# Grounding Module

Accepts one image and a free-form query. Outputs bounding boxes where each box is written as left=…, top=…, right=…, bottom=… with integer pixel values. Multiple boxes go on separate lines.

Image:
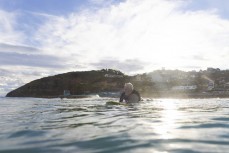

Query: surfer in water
left=119, top=82, right=141, bottom=103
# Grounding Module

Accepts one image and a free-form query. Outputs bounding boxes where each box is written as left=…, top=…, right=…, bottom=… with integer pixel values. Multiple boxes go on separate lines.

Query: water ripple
left=1, top=98, right=229, bottom=153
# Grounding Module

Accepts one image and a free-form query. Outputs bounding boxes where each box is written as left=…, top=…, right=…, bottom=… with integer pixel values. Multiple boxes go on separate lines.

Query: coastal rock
left=6, top=69, right=128, bottom=98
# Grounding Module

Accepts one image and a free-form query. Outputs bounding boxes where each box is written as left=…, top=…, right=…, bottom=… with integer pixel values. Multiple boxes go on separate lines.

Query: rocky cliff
left=6, top=69, right=129, bottom=98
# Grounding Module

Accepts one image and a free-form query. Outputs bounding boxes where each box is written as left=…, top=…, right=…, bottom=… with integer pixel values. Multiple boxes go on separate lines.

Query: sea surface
left=0, top=97, right=229, bottom=153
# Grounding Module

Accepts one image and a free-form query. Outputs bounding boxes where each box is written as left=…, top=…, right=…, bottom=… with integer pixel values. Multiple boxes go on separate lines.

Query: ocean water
left=0, top=97, right=229, bottom=153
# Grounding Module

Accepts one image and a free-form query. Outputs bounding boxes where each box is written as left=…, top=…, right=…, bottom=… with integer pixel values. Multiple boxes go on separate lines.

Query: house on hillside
left=104, top=74, right=123, bottom=78
left=208, top=81, right=214, bottom=91
left=224, top=82, right=229, bottom=90
left=172, top=85, right=197, bottom=91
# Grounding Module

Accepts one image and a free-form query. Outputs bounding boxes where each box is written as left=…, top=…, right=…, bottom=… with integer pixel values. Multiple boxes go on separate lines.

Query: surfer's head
left=124, top=83, right=133, bottom=95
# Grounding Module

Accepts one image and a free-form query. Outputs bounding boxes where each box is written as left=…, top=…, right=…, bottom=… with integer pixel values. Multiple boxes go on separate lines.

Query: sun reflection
left=155, top=99, right=181, bottom=139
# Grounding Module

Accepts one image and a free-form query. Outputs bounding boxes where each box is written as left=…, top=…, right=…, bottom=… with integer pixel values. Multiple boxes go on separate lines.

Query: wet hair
left=124, top=82, right=134, bottom=91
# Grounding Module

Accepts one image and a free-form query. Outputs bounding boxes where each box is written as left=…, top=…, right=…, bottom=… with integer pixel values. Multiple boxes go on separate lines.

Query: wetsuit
left=119, top=90, right=141, bottom=102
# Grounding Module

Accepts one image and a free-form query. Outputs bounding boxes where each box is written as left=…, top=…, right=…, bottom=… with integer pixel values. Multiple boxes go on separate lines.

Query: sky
left=1, top=0, right=229, bottom=96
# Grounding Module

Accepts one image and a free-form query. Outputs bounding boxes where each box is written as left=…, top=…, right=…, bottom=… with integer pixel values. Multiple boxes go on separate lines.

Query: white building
left=172, top=85, right=197, bottom=91
left=104, top=74, right=123, bottom=78
left=208, top=81, right=214, bottom=91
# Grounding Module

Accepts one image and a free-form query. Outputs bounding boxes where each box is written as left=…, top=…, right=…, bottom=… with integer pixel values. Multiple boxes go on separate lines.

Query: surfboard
left=105, top=101, right=126, bottom=105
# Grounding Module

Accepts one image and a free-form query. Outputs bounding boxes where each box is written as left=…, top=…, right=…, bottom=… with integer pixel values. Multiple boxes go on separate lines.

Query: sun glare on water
left=154, top=99, right=182, bottom=139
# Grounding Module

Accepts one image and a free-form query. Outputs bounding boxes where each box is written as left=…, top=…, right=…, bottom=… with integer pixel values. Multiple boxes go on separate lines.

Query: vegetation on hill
left=6, top=68, right=229, bottom=98
left=6, top=69, right=129, bottom=98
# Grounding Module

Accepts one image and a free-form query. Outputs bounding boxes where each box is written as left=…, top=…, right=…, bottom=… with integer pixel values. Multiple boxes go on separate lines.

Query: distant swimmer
left=119, top=82, right=141, bottom=103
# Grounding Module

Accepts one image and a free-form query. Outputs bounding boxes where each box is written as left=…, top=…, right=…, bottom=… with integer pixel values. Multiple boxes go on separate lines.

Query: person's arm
left=119, top=92, right=125, bottom=102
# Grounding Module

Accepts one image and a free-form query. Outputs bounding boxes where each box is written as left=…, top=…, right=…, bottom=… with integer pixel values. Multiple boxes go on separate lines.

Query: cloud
left=89, top=0, right=112, bottom=5
left=0, top=67, right=63, bottom=96
left=33, top=0, right=229, bottom=72
left=0, top=10, right=25, bottom=44
left=2, top=0, right=229, bottom=95
left=91, top=58, right=147, bottom=73
left=0, top=68, right=24, bottom=96
left=0, top=69, right=12, bottom=79
left=0, top=52, right=66, bottom=68
left=88, top=0, right=123, bottom=7
left=186, top=0, right=229, bottom=19
left=0, top=43, right=40, bottom=54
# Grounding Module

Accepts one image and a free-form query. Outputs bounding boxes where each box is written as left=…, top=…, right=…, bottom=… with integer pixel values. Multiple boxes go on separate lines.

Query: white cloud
left=89, top=0, right=110, bottom=5
left=88, top=0, right=121, bottom=7
left=2, top=0, right=229, bottom=95
left=0, top=66, right=63, bottom=96
left=34, top=0, right=229, bottom=72
left=0, top=43, right=40, bottom=54
left=187, top=0, right=229, bottom=19
left=0, top=10, right=25, bottom=44
left=0, top=10, right=68, bottom=96
left=91, top=58, right=148, bottom=74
